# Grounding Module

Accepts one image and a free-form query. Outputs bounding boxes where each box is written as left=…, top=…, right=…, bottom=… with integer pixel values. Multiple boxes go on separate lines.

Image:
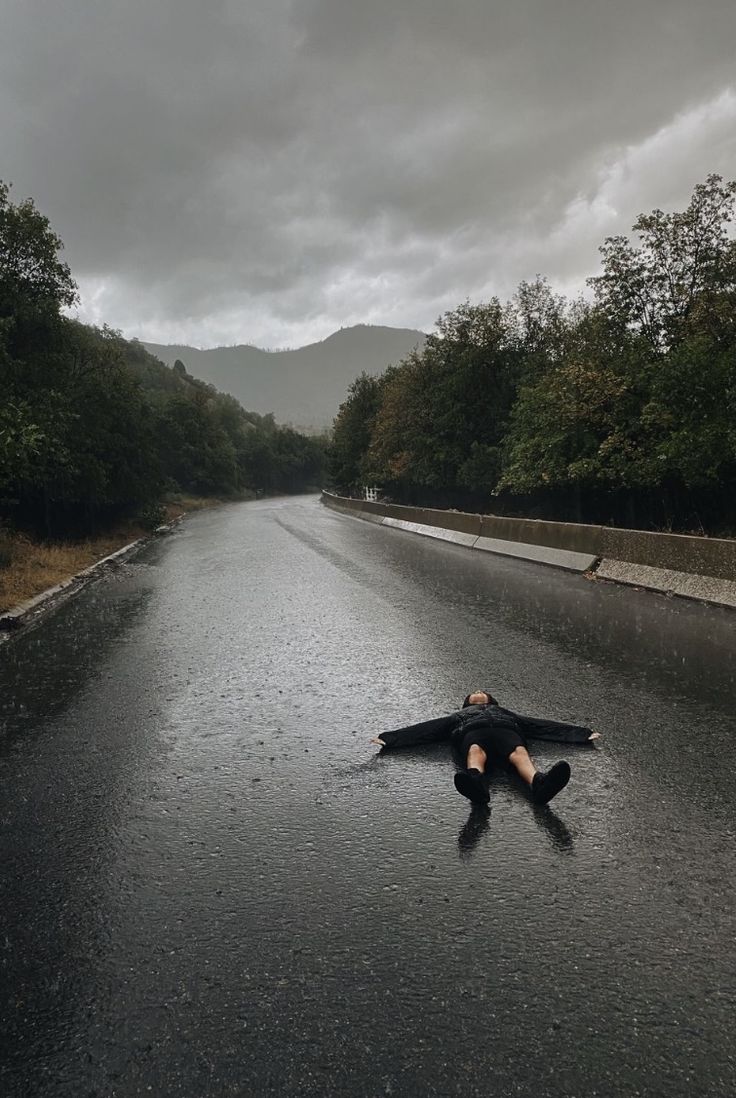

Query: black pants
left=460, top=722, right=526, bottom=764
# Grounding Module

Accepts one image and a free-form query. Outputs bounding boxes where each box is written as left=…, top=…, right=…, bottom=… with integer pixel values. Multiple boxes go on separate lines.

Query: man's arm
left=372, top=714, right=459, bottom=750
left=513, top=712, right=600, bottom=744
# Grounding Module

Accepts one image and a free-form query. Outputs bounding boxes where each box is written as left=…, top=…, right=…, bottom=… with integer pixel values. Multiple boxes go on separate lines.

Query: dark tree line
left=329, top=175, right=736, bottom=533
left=0, top=181, right=326, bottom=539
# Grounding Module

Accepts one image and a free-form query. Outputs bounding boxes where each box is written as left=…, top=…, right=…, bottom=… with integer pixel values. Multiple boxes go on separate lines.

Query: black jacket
left=380, top=703, right=593, bottom=752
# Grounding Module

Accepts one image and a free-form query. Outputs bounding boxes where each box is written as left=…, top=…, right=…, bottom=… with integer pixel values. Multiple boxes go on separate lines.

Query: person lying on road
left=371, top=690, right=601, bottom=806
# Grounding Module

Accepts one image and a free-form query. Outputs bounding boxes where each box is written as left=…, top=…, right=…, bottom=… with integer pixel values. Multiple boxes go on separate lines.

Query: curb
left=0, top=520, right=180, bottom=636
left=595, top=558, right=736, bottom=610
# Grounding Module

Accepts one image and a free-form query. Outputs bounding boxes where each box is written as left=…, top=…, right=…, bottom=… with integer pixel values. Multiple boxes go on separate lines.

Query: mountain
left=141, top=324, right=427, bottom=431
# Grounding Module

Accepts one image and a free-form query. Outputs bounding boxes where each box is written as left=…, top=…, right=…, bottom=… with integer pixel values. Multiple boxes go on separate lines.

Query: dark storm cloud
left=2, top=0, right=736, bottom=346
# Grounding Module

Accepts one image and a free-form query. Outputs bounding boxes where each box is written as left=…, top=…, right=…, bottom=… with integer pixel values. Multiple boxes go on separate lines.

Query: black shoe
left=454, top=768, right=490, bottom=805
left=532, top=761, right=571, bottom=805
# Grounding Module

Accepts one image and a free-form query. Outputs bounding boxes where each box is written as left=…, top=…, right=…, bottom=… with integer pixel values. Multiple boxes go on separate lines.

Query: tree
left=0, top=181, right=77, bottom=328
left=156, top=393, right=237, bottom=496
left=639, top=335, right=736, bottom=489
left=365, top=356, right=428, bottom=487
left=509, top=275, right=574, bottom=383
left=1, top=322, right=164, bottom=535
left=272, top=427, right=326, bottom=492
left=0, top=398, right=59, bottom=499
left=590, top=174, right=736, bottom=352
left=328, top=372, right=383, bottom=491
left=368, top=301, right=521, bottom=498
left=238, top=427, right=277, bottom=492
left=0, top=184, right=329, bottom=535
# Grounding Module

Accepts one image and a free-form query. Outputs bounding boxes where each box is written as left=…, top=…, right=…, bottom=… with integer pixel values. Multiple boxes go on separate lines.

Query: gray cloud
left=2, top=0, right=736, bottom=347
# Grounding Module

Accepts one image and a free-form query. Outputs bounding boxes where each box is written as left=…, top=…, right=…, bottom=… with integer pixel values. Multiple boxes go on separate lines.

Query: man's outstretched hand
left=588, top=731, right=602, bottom=741
left=370, top=738, right=386, bottom=747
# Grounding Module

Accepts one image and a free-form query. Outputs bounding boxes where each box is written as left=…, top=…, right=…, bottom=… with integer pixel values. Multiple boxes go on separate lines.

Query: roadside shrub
left=0, top=534, right=14, bottom=569
left=136, top=502, right=167, bottom=532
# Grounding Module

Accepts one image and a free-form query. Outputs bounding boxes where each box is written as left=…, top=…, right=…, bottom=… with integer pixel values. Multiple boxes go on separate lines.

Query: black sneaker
left=454, top=768, right=490, bottom=805
left=531, top=761, right=571, bottom=805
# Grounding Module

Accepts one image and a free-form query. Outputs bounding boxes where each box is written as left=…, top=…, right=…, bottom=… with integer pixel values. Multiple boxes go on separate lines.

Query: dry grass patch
left=0, top=497, right=220, bottom=614
left=0, top=528, right=148, bottom=613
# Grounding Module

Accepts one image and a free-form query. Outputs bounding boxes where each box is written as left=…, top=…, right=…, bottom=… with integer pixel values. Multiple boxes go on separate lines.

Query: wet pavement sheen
left=1, top=496, right=735, bottom=1097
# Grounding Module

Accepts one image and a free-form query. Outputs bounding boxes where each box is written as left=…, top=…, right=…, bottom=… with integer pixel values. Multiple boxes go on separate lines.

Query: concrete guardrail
left=321, top=491, right=736, bottom=609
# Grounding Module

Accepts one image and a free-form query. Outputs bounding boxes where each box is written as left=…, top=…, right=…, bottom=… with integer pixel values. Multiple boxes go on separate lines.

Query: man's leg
left=508, top=745, right=570, bottom=805
left=453, top=744, right=490, bottom=804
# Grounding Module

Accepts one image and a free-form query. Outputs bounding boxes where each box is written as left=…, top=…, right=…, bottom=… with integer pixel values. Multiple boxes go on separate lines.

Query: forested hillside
left=143, top=324, right=427, bottom=432
left=0, top=182, right=326, bottom=541
left=329, top=175, right=736, bottom=535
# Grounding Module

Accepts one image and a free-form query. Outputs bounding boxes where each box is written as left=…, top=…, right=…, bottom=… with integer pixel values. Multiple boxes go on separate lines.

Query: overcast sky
left=2, top=1, right=736, bottom=349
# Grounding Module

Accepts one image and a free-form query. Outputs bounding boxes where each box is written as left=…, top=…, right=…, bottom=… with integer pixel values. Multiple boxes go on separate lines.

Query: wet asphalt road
left=1, top=496, right=735, bottom=1098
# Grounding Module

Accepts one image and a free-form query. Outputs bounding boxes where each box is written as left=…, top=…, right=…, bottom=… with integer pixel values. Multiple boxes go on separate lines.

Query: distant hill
left=141, top=324, right=427, bottom=431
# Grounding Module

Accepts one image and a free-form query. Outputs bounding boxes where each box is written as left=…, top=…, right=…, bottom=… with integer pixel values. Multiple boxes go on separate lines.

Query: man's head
left=462, top=690, right=498, bottom=708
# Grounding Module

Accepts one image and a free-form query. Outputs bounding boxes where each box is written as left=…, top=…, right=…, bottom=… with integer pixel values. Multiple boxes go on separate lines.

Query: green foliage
left=157, top=393, right=237, bottom=496
left=590, top=174, right=736, bottom=352
left=364, top=355, right=429, bottom=486
left=1, top=320, right=163, bottom=534
left=6, top=173, right=735, bottom=538
left=137, top=502, right=167, bottom=532
left=272, top=427, right=326, bottom=492
left=0, top=184, right=328, bottom=538
left=0, top=399, right=48, bottom=491
left=640, top=336, right=736, bottom=487
left=0, top=180, right=77, bottom=325
left=0, top=531, right=14, bottom=568
left=499, top=310, right=652, bottom=493
left=329, top=175, right=736, bottom=532
left=328, top=372, right=383, bottom=491
left=510, top=276, right=573, bottom=380
left=365, top=301, right=521, bottom=493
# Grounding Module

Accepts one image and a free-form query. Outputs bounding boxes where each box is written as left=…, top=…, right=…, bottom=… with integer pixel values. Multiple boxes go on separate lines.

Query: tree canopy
left=0, top=182, right=327, bottom=539
left=329, top=175, right=736, bottom=532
